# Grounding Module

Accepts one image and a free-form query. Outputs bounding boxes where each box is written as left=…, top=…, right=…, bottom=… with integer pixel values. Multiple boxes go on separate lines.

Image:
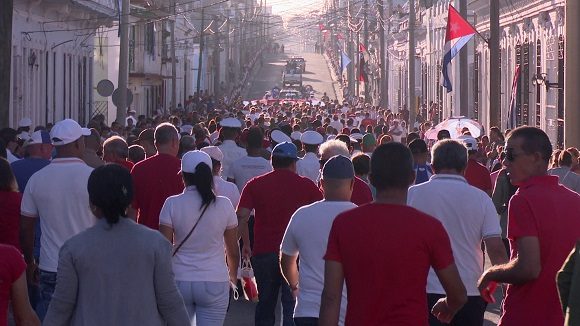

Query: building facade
left=9, top=0, right=116, bottom=128
left=386, top=0, right=566, bottom=148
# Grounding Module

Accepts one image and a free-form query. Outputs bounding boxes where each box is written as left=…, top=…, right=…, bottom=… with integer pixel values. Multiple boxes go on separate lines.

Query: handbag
left=172, top=204, right=210, bottom=257
left=241, top=258, right=259, bottom=302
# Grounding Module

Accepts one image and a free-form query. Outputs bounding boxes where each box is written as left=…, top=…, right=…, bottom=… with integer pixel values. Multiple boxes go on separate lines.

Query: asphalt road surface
left=223, top=51, right=502, bottom=326
left=243, top=51, right=338, bottom=101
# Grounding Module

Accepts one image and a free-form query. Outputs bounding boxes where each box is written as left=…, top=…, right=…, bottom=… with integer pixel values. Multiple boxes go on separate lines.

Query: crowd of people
left=1, top=96, right=580, bottom=326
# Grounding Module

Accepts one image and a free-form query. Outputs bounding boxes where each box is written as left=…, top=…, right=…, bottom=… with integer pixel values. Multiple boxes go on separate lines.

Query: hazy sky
left=270, top=0, right=325, bottom=17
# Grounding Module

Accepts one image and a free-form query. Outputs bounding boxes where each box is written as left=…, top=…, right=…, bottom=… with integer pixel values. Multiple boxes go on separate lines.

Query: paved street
left=223, top=52, right=503, bottom=326
left=243, top=51, right=338, bottom=101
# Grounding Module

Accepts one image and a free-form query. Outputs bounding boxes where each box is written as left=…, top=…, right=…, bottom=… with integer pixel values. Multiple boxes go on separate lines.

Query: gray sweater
left=44, top=218, right=189, bottom=326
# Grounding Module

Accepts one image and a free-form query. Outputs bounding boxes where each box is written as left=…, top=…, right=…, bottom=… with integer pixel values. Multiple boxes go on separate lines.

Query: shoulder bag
left=172, top=204, right=210, bottom=257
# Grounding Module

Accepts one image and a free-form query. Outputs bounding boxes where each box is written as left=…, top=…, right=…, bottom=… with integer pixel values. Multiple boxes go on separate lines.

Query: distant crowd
left=1, top=95, right=580, bottom=326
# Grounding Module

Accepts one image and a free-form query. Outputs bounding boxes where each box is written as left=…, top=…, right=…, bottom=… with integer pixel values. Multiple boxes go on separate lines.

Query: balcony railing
left=72, top=0, right=116, bottom=17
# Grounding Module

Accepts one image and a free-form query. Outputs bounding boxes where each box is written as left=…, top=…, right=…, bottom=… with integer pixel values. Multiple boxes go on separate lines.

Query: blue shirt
left=414, top=164, right=433, bottom=185
left=11, top=158, right=51, bottom=192
left=11, top=157, right=51, bottom=258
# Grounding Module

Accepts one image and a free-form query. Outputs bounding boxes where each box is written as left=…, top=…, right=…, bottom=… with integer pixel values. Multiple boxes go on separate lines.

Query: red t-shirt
left=0, top=191, right=22, bottom=250
left=360, top=118, right=376, bottom=129
left=325, top=203, right=454, bottom=326
left=464, top=158, right=492, bottom=193
left=500, top=175, right=580, bottom=326
left=118, top=160, right=134, bottom=171
left=351, top=177, right=373, bottom=206
left=0, top=244, right=26, bottom=324
left=239, top=169, right=322, bottom=255
left=131, top=153, right=183, bottom=230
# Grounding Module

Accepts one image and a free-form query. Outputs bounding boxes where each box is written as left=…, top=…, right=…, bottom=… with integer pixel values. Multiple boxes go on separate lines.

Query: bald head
left=103, top=136, right=128, bottom=164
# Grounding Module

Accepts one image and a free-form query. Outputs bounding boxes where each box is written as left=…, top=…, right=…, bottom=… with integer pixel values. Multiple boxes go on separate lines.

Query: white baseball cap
left=180, top=150, right=212, bottom=174
left=200, top=146, right=224, bottom=162
left=457, top=135, right=479, bottom=151
left=50, top=119, right=91, bottom=146
left=18, top=118, right=32, bottom=128
left=26, top=130, right=52, bottom=146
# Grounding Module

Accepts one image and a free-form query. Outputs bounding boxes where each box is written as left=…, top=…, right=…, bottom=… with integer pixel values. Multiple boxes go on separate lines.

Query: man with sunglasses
left=478, top=127, right=580, bottom=326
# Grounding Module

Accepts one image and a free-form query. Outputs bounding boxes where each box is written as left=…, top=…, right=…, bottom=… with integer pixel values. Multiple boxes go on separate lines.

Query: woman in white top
left=159, top=151, right=239, bottom=326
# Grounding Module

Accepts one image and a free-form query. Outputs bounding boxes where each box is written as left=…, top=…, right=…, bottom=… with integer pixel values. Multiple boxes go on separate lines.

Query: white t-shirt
left=407, top=174, right=502, bottom=296
left=21, top=158, right=95, bottom=272
left=218, top=140, right=248, bottom=181
left=6, top=149, right=20, bottom=163
left=281, top=200, right=356, bottom=323
left=159, top=188, right=237, bottom=282
left=214, top=176, right=241, bottom=208
left=296, top=152, right=320, bottom=184
left=230, top=155, right=272, bottom=192
left=329, top=120, right=343, bottom=133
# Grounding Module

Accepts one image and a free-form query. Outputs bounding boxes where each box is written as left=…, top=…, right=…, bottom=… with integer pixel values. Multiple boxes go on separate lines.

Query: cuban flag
left=507, top=65, right=521, bottom=129
left=340, top=51, right=351, bottom=72
left=442, top=4, right=477, bottom=93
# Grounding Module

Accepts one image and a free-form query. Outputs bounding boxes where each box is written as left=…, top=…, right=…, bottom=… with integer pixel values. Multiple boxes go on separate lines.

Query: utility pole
left=384, top=0, right=393, bottom=109
left=213, top=16, right=221, bottom=98
left=408, top=0, right=416, bottom=126
left=225, top=8, right=231, bottom=94
left=0, top=0, right=13, bottom=127
left=116, top=0, right=130, bottom=124
left=197, top=8, right=205, bottom=95
left=356, top=31, right=360, bottom=97
left=363, top=0, right=369, bottom=100
left=489, top=0, right=500, bottom=127
left=347, top=0, right=354, bottom=98
left=459, top=0, right=468, bottom=116
left=378, top=0, right=386, bottom=108
left=170, top=0, right=177, bottom=111
left=565, top=1, right=580, bottom=147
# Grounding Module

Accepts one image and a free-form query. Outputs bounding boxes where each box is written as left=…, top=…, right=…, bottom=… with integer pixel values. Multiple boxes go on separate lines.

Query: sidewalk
left=322, top=52, right=343, bottom=103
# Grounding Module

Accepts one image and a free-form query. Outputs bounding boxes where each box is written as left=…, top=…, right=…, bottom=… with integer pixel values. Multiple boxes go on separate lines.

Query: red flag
left=358, top=53, right=368, bottom=83
left=359, top=43, right=367, bottom=53
left=445, top=5, right=477, bottom=43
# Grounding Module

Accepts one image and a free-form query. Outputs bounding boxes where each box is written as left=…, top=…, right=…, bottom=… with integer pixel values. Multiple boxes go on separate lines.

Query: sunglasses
left=503, top=148, right=525, bottom=162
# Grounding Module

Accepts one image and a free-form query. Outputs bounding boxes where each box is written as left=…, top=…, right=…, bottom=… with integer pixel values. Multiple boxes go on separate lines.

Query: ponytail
left=183, top=162, right=216, bottom=210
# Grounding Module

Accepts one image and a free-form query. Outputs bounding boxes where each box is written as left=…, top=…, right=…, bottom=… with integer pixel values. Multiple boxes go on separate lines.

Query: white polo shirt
left=218, top=140, right=247, bottom=181
left=407, top=174, right=501, bottom=296
left=281, top=200, right=356, bottom=323
left=159, top=188, right=237, bottom=282
left=21, top=158, right=95, bottom=272
left=213, top=176, right=240, bottom=208
left=296, top=152, right=320, bottom=183
left=230, top=155, right=272, bottom=192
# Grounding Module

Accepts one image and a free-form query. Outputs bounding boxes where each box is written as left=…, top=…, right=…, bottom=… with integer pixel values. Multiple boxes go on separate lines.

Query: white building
left=386, top=0, right=566, bottom=147
left=10, top=0, right=116, bottom=128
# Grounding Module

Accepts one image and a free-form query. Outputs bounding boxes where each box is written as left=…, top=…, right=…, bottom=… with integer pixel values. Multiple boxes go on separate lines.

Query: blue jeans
left=252, top=253, right=295, bottom=326
left=176, top=281, right=230, bottom=326
left=294, top=317, right=318, bottom=326
left=36, top=270, right=57, bottom=322
left=427, top=294, right=487, bottom=326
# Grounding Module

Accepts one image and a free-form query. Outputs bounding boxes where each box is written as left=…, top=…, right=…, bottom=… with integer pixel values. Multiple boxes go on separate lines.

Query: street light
left=532, top=73, right=561, bottom=90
